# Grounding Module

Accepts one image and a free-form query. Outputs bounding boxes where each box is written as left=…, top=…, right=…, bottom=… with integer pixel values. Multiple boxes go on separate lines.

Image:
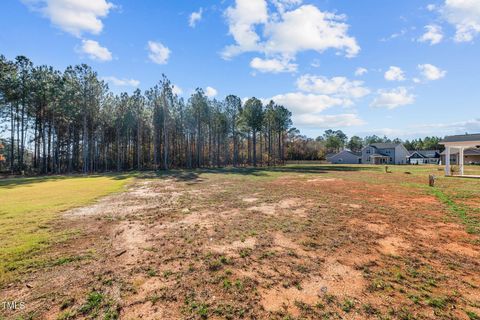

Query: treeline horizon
left=0, top=55, right=447, bottom=174
left=0, top=55, right=295, bottom=174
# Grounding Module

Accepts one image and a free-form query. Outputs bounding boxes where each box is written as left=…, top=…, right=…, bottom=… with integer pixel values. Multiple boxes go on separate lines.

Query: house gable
left=408, top=151, right=426, bottom=159
left=330, top=150, right=361, bottom=164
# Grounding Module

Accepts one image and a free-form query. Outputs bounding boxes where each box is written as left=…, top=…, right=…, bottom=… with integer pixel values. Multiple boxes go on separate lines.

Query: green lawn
left=0, top=174, right=134, bottom=285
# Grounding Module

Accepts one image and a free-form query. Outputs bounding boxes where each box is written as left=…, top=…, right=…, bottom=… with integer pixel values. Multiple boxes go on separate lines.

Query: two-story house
left=362, top=143, right=409, bottom=165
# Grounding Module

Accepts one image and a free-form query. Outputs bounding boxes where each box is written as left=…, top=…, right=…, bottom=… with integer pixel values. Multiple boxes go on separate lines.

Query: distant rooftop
left=440, top=133, right=480, bottom=143
left=408, top=150, right=440, bottom=158
left=369, top=143, right=402, bottom=149
left=328, top=150, right=361, bottom=158
left=342, top=150, right=361, bottom=157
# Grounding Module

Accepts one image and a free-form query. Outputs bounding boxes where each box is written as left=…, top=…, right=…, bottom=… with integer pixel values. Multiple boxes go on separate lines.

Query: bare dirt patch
left=343, top=203, right=363, bottom=209
left=248, top=203, right=276, bottom=215
left=444, top=242, right=480, bottom=258
left=349, top=218, right=389, bottom=235
left=2, top=168, right=480, bottom=320
left=209, top=237, right=257, bottom=254
left=307, top=178, right=339, bottom=183
left=377, top=236, right=411, bottom=255
left=278, top=198, right=301, bottom=209
left=260, top=257, right=366, bottom=315
left=242, top=197, right=259, bottom=203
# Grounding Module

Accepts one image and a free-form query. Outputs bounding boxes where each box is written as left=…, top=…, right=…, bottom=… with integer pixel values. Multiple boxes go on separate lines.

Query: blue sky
left=1, top=0, right=479, bottom=139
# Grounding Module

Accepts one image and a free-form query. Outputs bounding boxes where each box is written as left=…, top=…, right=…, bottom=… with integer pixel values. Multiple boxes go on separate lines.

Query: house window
left=366, top=149, right=370, bottom=154
left=390, top=157, right=393, bottom=162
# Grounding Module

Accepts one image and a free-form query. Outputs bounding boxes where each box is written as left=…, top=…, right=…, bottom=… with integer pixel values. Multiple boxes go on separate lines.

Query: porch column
left=459, top=147, right=464, bottom=176
left=445, top=146, right=451, bottom=176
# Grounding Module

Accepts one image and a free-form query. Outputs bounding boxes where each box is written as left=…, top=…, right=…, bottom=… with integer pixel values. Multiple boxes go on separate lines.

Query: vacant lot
left=1, top=165, right=479, bottom=320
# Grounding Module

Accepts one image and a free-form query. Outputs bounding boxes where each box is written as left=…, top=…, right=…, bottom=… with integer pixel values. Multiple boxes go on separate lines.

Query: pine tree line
left=0, top=55, right=293, bottom=174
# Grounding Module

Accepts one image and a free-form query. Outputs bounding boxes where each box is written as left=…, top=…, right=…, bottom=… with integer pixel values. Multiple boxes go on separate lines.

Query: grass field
left=0, top=174, right=134, bottom=285
left=0, top=165, right=479, bottom=320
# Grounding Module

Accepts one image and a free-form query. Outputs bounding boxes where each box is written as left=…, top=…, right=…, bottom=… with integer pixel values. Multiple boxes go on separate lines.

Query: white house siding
left=362, top=143, right=409, bottom=165
left=394, top=145, right=409, bottom=165
left=361, top=146, right=376, bottom=164
left=410, top=158, right=439, bottom=165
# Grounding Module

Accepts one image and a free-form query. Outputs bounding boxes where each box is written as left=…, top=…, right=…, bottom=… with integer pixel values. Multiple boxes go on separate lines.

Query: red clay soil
left=1, top=171, right=479, bottom=320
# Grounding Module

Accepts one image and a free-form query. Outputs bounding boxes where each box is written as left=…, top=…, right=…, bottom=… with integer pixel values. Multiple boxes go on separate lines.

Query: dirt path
left=1, top=172, right=479, bottom=320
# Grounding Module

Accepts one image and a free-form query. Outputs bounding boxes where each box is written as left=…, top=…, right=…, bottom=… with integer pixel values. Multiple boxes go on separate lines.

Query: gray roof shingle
left=440, top=133, right=480, bottom=143
left=369, top=143, right=402, bottom=149
left=408, top=150, right=440, bottom=158
left=330, top=150, right=361, bottom=158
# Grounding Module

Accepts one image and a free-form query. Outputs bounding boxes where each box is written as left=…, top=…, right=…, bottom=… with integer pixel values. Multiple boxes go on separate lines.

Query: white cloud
left=418, top=24, right=444, bottom=45
left=380, top=28, right=408, bottom=42
left=223, top=0, right=268, bottom=59
left=310, top=59, right=321, bottom=68
left=293, top=113, right=365, bottom=128
left=263, top=5, right=360, bottom=58
left=412, top=118, right=480, bottom=133
left=22, top=0, right=114, bottom=37
left=80, top=39, right=112, bottom=61
left=172, top=85, right=183, bottom=96
left=268, top=92, right=347, bottom=115
left=266, top=73, right=368, bottom=129
left=384, top=66, right=406, bottom=81
left=271, top=0, right=303, bottom=13
left=296, top=74, right=370, bottom=99
left=371, top=87, right=415, bottom=109
left=418, top=63, right=446, bottom=81
left=379, top=118, right=480, bottom=137
left=103, top=76, right=139, bottom=87
left=360, top=118, right=480, bottom=138
left=147, top=41, right=171, bottom=64
left=189, top=8, right=203, bottom=28
left=250, top=57, right=297, bottom=73
left=205, top=86, right=218, bottom=98
left=355, top=67, right=368, bottom=76
left=222, top=1, right=359, bottom=69
left=442, top=0, right=480, bottom=42
left=427, top=4, right=437, bottom=11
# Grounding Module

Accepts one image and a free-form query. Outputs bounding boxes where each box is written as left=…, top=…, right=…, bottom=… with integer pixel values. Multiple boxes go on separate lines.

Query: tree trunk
left=232, top=124, right=237, bottom=167
left=137, top=122, right=141, bottom=170
left=10, top=103, right=14, bottom=173
left=253, top=130, right=257, bottom=167
left=278, top=131, right=282, bottom=163
left=162, top=95, right=168, bottom=170
left=20, top=103, right=25, bottom=170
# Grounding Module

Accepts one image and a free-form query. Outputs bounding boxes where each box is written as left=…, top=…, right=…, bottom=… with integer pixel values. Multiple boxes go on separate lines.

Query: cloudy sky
left=1, top=0, right=479, bottom=139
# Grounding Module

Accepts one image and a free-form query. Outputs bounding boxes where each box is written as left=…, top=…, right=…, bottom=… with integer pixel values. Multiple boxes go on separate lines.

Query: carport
left=440, top=133, right=480, bottom=177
